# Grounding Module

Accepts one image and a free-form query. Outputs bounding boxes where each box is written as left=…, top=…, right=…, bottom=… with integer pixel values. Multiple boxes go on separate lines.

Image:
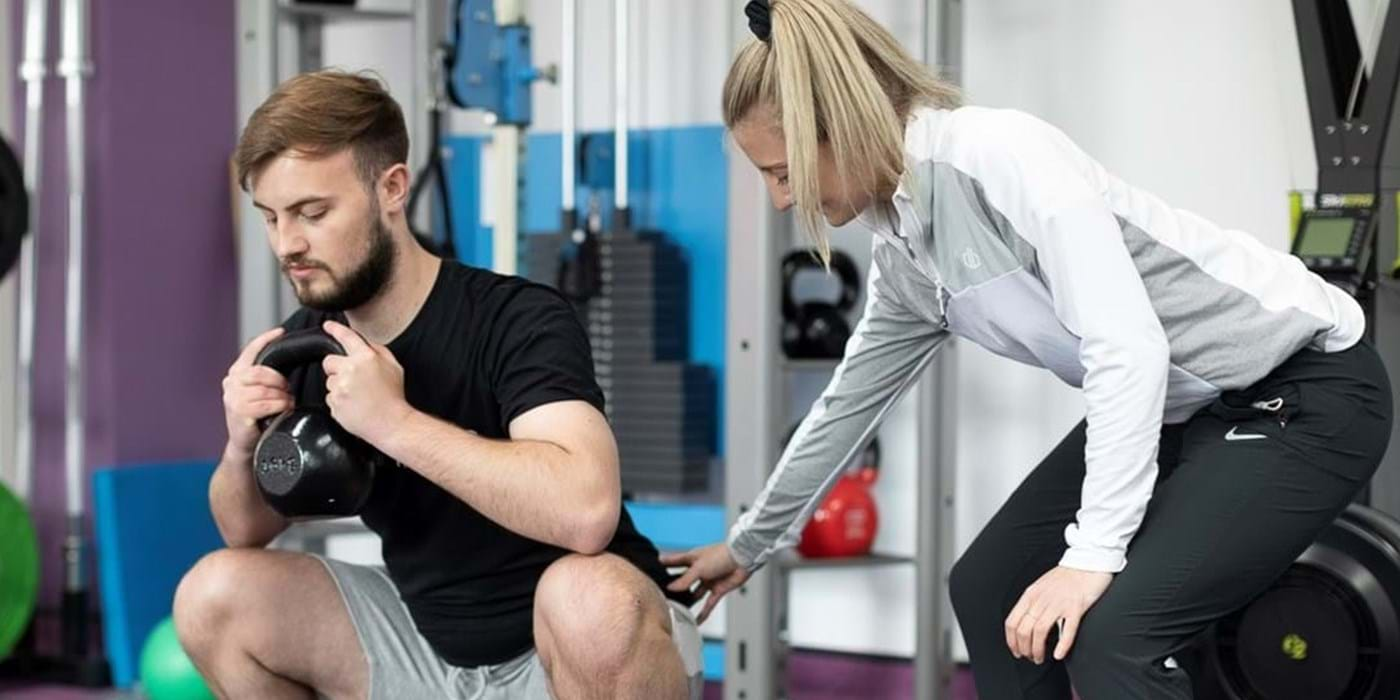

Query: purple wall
left=11, top=0, right=237, bottom=643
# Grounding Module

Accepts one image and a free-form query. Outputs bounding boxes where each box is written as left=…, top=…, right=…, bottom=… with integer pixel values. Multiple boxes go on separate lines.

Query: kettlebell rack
left=720, top=5, right=962, bottom=698
left=723, top=215, right=956, bottom=700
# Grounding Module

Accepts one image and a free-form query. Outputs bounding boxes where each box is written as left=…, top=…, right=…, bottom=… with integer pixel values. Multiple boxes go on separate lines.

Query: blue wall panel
left=447, top=126, right=729, bottom=452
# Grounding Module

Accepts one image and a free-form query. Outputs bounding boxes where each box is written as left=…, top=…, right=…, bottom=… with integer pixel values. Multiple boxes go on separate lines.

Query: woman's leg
left=1066, top=342, right=1392, bottom=699
left=952, top=420, right=1182, bottom=699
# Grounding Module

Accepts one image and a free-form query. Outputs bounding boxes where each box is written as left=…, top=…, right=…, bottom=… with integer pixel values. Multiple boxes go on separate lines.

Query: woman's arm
left=727, top=248, right=948, bottom=570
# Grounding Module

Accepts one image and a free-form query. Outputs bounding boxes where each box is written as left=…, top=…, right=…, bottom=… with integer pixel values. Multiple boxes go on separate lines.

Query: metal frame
left=917, top=4, right=961, bottom=697
left=8, top=0, right=47, bottom=502
left=1293, top=0, right=1400, bottom=519
left=488, top=0, right=526, bottom=275
left=1294, top=0, right=1400, bottom=194
left=722, top=90, right=786, bottom=700
left=0, top=0, right=15, bottom=499
left=722, top=2, right=960, bottom=697
left=612, top=0, right=630, bottom=231
left=58, top=0, right=94, bottom=638
left=234, top=0, right=439, bottom=344
left=560, top=0, right=576, bottom=232
left=722, top=12, right=785, bottom=698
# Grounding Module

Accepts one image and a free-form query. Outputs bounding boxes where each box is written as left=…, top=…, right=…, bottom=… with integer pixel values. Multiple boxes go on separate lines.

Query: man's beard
left=287, top=214, right=396, bottom=313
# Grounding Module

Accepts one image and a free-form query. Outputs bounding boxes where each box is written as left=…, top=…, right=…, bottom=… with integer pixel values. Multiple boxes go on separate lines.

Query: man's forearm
left=210, top=445, right=289, bottom=548
left=379, top=410, right=619, bottom=553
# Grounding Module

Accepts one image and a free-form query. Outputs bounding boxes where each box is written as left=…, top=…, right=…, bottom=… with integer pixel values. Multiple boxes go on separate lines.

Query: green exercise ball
left=139, top=617, right=214, bottom=700
left=0, top=482, right=38, bottom=659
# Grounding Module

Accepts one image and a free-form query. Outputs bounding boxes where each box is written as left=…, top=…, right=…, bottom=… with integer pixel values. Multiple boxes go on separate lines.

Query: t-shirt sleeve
left=491, top=287, right=606, bottom=433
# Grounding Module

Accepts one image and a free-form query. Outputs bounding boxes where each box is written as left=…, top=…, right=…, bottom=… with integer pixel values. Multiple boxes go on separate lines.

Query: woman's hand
left=660, top=543, right=752, bottom=624
left=1005, top=565, right=1114, bottom=663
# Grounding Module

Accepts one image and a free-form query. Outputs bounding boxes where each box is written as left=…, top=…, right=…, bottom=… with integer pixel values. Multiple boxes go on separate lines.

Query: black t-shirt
left=280, top=261, right=678, bottom=668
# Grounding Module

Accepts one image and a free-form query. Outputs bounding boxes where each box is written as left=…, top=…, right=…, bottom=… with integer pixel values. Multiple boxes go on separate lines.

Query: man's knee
left=534, top=554, right=664, bottom=674
left=174, top=549, right=251, bottom=654
left=173, top=548, right=304, bottom=658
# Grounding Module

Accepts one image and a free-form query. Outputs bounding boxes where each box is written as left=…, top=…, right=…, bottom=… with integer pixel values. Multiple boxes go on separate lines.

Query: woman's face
left=731, top=111, right=879, bottom=227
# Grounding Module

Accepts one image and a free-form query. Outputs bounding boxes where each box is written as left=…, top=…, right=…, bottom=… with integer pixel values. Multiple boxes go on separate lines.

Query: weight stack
left=525, top=231, right=715, bottom=496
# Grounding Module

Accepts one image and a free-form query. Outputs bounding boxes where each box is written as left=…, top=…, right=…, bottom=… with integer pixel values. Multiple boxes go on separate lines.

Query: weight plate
left=0, top=482, right=39, bottom=659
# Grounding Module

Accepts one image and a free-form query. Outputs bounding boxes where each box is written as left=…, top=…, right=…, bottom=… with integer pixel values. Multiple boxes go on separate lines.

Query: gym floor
left=1, top=659, right=983, bottom=699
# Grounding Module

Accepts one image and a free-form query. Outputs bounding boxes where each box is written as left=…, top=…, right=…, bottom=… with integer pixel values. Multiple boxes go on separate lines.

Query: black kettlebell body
left=781, top=249, right=861, bottom=359
left=252, top=328, right=389, bottom=518
left=0, top=136, right=29, bottom=281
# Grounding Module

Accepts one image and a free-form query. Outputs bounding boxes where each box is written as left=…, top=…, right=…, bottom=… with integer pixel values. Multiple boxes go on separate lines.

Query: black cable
left=408, top=41, right=457, bottom=260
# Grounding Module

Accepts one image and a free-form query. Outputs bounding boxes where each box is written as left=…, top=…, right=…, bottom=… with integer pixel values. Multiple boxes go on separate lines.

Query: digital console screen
left=1297, top=216, right=1355, bottom=257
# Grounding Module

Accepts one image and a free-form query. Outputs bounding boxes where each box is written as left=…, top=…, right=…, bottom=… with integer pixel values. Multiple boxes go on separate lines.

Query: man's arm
left=378, top=399, right=621, bottom=553
left=210, top=445, right=290, bottom=548
left=319, top=312, right=621, bottom=554
left=212, top=326, right=293, bottom=548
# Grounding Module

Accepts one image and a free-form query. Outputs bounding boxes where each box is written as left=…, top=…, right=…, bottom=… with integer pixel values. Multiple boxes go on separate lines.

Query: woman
left=662, top=1, right=1393, bottom=698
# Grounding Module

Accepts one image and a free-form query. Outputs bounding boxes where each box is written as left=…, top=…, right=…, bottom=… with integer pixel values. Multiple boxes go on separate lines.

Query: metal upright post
left=235, top=1, right=282, bottom=346
left=722, top=170, right=787, bottom=700
left=58, top=0, right=95, bottom=660
left=915, top=342, right=957, bottom=699
left=12, top=0, right=48, bottom=502
left=490, top=0, right=526, bottom=274
left=410, top=0, right=437, bottom=201
left=916, top=5, right=962, bottom=698
left=723, top=6, right=787, bottom=695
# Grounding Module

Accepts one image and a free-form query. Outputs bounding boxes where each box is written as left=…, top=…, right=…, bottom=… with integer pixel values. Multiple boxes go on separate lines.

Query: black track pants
left=949, top=341, right=1393, bottom=699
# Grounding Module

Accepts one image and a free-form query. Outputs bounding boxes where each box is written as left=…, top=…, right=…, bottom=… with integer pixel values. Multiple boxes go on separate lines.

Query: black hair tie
left=745, top=0, right=772, bottom=42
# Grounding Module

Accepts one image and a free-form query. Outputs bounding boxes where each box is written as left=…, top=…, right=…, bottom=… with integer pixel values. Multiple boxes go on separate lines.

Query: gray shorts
left=315, top=556, right=705, bottom=700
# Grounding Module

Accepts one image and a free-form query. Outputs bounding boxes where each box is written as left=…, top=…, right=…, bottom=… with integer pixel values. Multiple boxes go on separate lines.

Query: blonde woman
left=663, top=1, right=1392, bottom=697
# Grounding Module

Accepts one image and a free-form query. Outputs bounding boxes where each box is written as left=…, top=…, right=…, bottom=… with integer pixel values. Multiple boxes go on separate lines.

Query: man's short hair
left=234, top=70, right=409, bottom=192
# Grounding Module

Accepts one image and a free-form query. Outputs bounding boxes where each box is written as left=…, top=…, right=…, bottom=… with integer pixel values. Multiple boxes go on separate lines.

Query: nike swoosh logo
left=1225, top=426, right=1268, bottom=442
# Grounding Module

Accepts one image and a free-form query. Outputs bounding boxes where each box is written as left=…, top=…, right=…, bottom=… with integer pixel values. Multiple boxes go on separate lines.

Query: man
left=173, top=70, right=702, bottom=700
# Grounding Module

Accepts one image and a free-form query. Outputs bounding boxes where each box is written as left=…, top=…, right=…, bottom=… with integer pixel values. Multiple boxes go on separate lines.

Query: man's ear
left=379, top=163, right=411, bottom=215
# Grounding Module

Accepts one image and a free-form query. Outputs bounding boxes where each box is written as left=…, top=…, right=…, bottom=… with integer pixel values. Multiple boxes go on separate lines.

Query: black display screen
left=1297, top=216, right=1355, bottom=257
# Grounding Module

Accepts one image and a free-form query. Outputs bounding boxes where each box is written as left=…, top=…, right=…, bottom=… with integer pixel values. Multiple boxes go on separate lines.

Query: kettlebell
left=252, top=328, right=389, bottom=518
left=0, top=136, right=29, bottom=282
left=781, top=249, right=861, bottom=359
left=780, top=424, right=881, bottom=559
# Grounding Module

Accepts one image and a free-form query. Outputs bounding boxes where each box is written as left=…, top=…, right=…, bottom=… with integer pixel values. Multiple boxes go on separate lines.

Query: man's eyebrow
left=251, top=195, right=332, bottom=214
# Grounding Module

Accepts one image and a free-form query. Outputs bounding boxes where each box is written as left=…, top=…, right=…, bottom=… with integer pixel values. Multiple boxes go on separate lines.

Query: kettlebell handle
left=252, top=328, right=347, bottom=432
left=254, top=328, right=346, bottom=376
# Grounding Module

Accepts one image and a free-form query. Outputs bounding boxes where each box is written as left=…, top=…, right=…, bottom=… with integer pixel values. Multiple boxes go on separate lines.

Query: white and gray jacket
left=727, top=105, right=1364, bottom=574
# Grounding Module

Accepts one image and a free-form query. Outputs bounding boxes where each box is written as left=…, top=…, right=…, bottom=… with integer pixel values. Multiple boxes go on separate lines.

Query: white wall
left=321, top=23, right=416, bottom=112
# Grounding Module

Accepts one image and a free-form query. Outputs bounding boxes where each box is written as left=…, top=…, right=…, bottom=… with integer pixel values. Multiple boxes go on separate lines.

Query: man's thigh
left=314, top=556, right=459, bottom=700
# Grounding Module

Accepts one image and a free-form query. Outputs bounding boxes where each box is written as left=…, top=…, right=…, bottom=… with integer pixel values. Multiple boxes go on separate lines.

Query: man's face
left=251, top=148, right=395, bottom=312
